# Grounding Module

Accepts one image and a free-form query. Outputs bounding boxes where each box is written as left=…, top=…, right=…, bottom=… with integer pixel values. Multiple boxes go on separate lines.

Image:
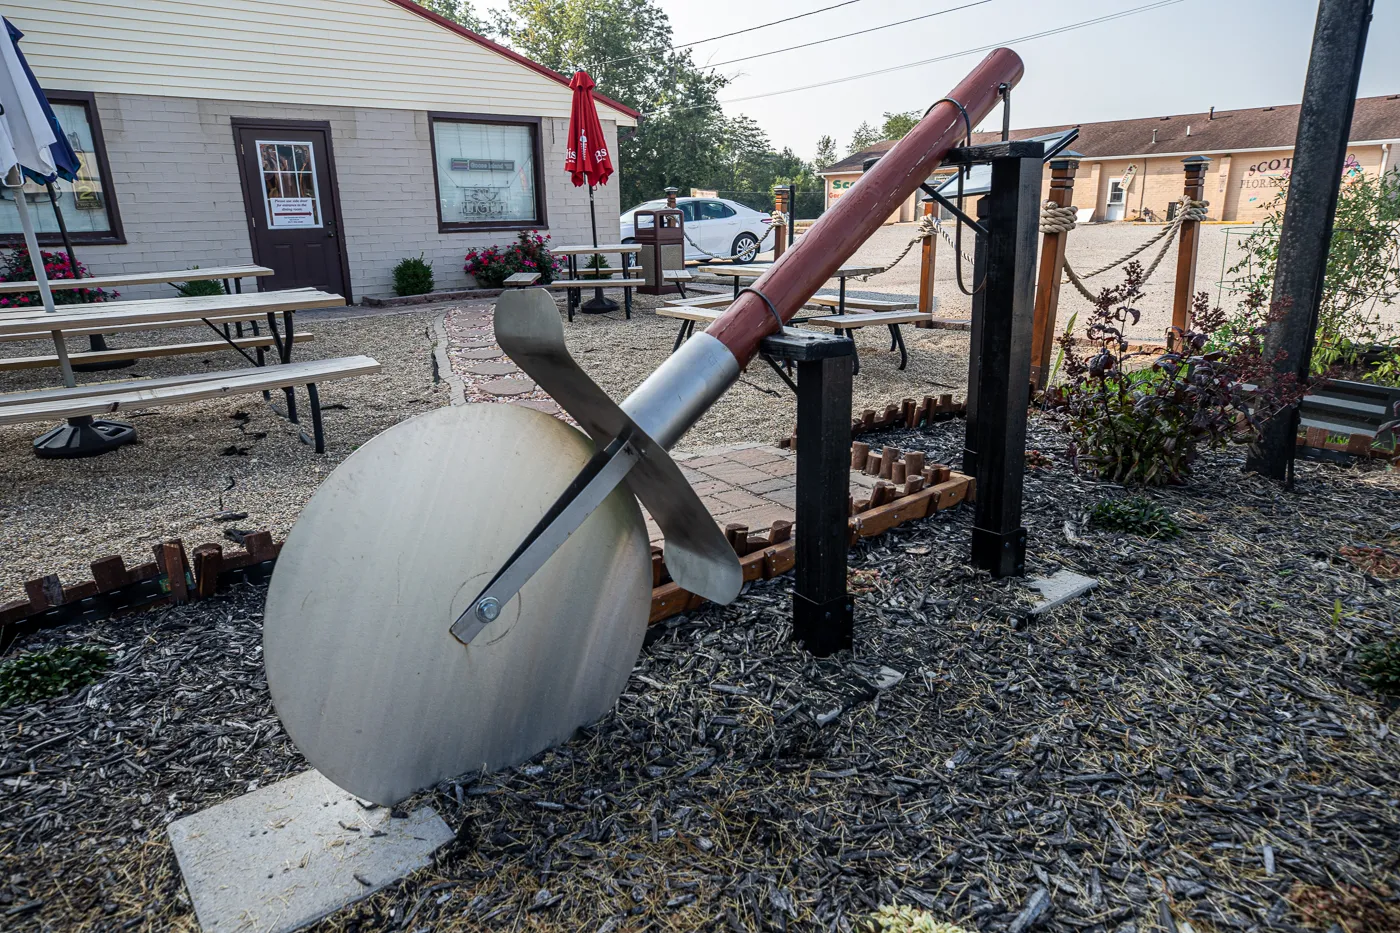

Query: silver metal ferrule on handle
left=620, top=332, right=739, bottom=450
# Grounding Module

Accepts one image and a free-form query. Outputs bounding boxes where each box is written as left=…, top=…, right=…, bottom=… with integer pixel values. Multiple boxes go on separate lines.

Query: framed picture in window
left=429, top=113, right=547, bottom=232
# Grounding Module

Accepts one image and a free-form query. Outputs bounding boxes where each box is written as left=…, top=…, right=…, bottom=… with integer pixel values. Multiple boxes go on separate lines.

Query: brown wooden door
left=235, top=123, right=349, bottom=299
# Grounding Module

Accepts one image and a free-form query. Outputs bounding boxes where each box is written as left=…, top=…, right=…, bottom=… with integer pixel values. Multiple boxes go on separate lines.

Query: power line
left=703, top=0, right=996, bottom=70
left=646, top=0, right=1187, bottom=117
left=598, top=0, right=871, bottom=67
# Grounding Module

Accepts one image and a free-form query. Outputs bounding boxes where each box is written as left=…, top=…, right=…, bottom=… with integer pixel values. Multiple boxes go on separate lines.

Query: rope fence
left=1043, top=197, right=1209, bottom=302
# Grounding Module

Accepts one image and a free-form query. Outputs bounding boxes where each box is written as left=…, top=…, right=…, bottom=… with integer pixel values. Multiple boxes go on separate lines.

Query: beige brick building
left=3, top=0, right=639, bottom=301
left=820, top=96, right=1400, bottom=225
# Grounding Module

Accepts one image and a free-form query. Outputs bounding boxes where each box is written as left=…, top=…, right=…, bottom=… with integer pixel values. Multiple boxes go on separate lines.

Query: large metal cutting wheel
left=264, top=402, right=651, bottom=805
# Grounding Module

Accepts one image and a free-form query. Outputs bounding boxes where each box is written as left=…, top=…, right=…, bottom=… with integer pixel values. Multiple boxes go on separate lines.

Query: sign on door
left=257, top=140, right=323, bottom=229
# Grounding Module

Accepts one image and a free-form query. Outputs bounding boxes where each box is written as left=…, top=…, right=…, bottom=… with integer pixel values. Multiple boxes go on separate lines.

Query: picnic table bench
left=0, top=287, right=374, bottom=455
left=0, top=356, right=380, bottom=453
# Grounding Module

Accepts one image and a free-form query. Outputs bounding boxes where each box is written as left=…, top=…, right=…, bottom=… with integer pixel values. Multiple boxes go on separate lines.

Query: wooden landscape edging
left=2, top=447, right=976, bottom=647
left=0, top=534, right=281, bottom=652
left=777, top=393, right=967, bottom=450
left=648, top=449, right=974, bottom=625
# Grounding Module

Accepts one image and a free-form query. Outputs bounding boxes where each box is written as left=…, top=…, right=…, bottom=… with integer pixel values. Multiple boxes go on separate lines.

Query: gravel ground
left=1, top=420, right=1397, bottom=932
left=830, top=220, right=1400, bottom=343
left=0, top=310, right=450, bottom=602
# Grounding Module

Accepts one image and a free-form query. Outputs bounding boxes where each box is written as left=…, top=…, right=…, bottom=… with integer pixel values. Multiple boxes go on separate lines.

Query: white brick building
left=3, top=0, right=639, bottom=301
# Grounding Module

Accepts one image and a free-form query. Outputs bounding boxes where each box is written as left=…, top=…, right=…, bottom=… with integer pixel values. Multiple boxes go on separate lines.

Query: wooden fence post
left=1171, top=155, right=1211, bottom=342
left=1029, top=156, right=1079, bottom=389
left=771, top=185, right=789, bottom=260
left=916, top=198, right=938, bottom=327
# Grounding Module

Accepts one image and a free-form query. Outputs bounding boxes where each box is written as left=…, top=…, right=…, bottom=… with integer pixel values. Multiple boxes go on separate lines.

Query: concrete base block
left=1029, top=569, right=1098, bottom=616
left=168, top=769, right=453, bottom=933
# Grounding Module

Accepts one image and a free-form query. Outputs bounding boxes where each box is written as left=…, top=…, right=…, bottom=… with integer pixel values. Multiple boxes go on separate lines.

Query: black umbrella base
left=580, top=293, right=619, bottom=314
left=33, top=416, right=137, bottom=459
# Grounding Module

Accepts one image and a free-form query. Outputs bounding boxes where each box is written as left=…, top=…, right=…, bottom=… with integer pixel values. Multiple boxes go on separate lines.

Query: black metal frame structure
left=925, top=141, right=1043, bottom=578
left=758, top=329, right=855, bottom=656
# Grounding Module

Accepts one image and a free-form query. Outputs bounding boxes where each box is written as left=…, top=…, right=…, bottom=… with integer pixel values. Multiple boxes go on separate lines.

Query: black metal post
left=581, top=183, right=619, bottom=314
left=962, top=196, right=991, bottom=477
left=1245, top=0, right=1374, bottom=483
left=760, top=330, right=855, bottom=656
left=45, top=181, right=130, bottom=368
left=787, top=183, right=796, bottom=248
left=968, top=150, right=1041, bottom=578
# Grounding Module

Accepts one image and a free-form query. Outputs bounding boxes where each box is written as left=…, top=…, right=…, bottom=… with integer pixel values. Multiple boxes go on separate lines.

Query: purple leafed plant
left=1045, top=263, right=1309, bottom=486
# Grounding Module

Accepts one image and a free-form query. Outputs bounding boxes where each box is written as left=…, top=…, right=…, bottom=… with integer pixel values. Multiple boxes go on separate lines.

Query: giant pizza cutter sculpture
left=265, top=50, right=1026, bottom=805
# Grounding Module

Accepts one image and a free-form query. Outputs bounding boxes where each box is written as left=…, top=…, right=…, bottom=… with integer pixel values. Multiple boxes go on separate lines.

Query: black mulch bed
left=2, top=418, right=1399, bottom=933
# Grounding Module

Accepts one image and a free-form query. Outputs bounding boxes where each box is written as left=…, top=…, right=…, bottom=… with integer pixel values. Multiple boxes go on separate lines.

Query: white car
left=619, top=196, right=772, bottom=262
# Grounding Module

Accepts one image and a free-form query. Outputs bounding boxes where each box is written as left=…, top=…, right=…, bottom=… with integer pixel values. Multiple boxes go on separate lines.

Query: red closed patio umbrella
left=565, top=70, right=617, bottom=313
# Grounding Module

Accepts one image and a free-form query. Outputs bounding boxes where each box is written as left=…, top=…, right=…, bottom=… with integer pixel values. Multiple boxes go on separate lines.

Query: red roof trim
left=383, top=0, right=641, bottom=120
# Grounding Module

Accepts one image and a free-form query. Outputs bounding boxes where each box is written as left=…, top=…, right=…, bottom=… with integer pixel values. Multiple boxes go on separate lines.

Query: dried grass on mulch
left=2, top=418, right=1398, bottom=933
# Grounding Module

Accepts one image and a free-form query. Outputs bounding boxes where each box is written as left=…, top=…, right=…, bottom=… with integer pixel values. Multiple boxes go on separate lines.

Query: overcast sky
left=478, top=0, right=1400, bottom=163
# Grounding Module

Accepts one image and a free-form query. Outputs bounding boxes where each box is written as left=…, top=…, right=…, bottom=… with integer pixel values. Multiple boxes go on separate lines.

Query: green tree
left=490, top=0, right=729, bottom=208
left=814, top=134, right=838, bottom=169
left=421, top=0, right=488, bottom=31
left=847, top=121, right=881, bottom=155
left=881, top=109, right=921, bottom=140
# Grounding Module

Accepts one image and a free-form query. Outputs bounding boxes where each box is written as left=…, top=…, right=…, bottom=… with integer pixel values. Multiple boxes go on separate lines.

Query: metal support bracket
left=920, top=184, right=987, bottom=237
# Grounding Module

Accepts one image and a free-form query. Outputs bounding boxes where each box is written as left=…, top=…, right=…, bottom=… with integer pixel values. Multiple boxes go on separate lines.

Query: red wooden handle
left=707, top=48, right=1025, bottom=365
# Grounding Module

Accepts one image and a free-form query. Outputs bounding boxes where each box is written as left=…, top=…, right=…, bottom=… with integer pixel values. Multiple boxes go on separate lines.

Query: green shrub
left=1225, top=168, right=1400, bottom=376
left=1089, top=496, right=1181, bottom=538
left=582, top=253, right=614, bottom=278
left=0, top=645, right=111, bottom=707
left=1359, top=638, right=1400, bottom=695
left=392, top=254, right=435, bottom=296
left=171, top=274, right=226, bottom=298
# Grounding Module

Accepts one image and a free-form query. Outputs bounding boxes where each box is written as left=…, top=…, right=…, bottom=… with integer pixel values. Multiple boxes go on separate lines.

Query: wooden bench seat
left=804, top=310, right=933, bottom=328
left=504, top=272, right=540, bottom=287
left=547, top=278, right=638, bottom=288
left=806, top=294, right=917, bottom=312
left=804, top=311, right=933, bottom=373
left=664, top=292, right=731, bottom=309
left=657, top=306, right=723, bottom=323
left=0, top=332, right=313, bottom=372
left=0, top=355, right=380, bottom=452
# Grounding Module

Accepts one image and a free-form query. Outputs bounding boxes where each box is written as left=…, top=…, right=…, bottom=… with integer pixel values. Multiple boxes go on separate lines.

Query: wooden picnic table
left=547, top=245, right=642, bottom=320
left=1, top=287, right=350, bottom=444
left=549, top=244, right=642, bottom=255
left=697, top=262, right=886, bottom=314
left=0, top=288, right=342, bottom=339
left=0, top=263, right=273, bottom=294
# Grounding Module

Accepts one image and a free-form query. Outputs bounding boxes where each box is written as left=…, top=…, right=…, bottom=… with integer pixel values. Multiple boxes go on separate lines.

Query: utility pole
left=1245, top=0, right=1374, bottom=483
